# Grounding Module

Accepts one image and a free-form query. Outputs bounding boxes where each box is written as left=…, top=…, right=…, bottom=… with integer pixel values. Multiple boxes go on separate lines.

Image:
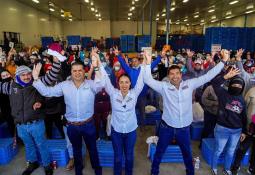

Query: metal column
left=142, top=9, right=144, bottom=35
left=166, top=0, right=171, bottom=45
left=149, top=0, right=153, bottom=38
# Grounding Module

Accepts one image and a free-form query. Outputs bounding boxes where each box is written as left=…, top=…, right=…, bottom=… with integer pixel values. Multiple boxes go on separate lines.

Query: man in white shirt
left=144, top=50, right=229, bottom=175
left=32, top=57, right=103, bottom=175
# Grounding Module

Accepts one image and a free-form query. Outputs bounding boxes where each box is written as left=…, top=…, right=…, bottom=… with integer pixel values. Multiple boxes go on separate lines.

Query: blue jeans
left=63, top=126, right=73, bottom=158
left=111, top=127, right=137, bottom=175
left=17, top=120, right=50, bottom=167
left=67, top=119, right=102, bottom=175
left=212, top=124, right=242, bottom=171
left=151, top=120, right=194, bottom=175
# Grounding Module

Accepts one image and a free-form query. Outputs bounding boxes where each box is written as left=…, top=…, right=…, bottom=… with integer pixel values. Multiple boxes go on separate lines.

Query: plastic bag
left=193, top=102, right=204, bottom=122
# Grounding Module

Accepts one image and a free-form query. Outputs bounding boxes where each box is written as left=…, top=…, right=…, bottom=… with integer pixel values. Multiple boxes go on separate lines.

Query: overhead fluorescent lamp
left=91, top=7, right=95, bottom=11
left=95, top=9, right=98, bottom=12
left=156, top=18, right=159, bottom=21
left=132, top=1, right=135, bottom=5
left=186, top=23, right=190, bottom=26
left=99, top=18, right=102, bottom=21
left=170, top=7, right=175, bottom=11
left=161, top=13, right=166, bottom=17
left=69, top=18, right=72, bottom=21
left=194, top=11, right=199, bottom=14
left=128, top=13, right=132, bottom=16
left=90, top=2, right=94, bottom=5
left=32, top=0, right=39, bottom=3
left=211, top=19, right=217, bottom=23
left=49, top=8, right=55, bottom=12
left=84, top=0, right=89, bottom=2
left=226, top=11, right=232, bottom=15
left=183, top=0, right=189, bottom=3
left=135, top=0, right=139, bottom=1
left=184, top=19, right=188, bottom=21
left=200, top=23, right=205, bottom=25
left=176, top=22, right=180, bottom=24
left=61, top=14, right=64, bottom=17
left=246, top=4, right=254, bottom=9
left=245, top=10, right=255, bottom=14
left=229, top=1, right=238, bottom=5
left=225, top=16, right=233, bottom=19
left=211, top=15, right=216, bottom=19
left=201, top=19, right=204, bottom=22
left=157, top=14, right=159, bottom=17
left=208, top=9, right=215, bottom=13
left=131, top=6, right=135, bottom=10
left=95, top=14, right=99, bottom=17
left=128, top=17, right=131, bottom=20
left=194, top=15, right=199, bottom=18
left=98, top=13, right=101, bottom=17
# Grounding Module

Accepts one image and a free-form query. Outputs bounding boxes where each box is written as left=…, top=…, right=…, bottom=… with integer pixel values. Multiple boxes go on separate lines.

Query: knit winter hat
left=15, top=65, right=32, bottom=76
left=47, top=43, right=67, bottom=62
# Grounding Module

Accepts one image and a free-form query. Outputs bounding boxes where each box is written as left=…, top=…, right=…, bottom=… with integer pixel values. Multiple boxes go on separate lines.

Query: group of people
left=0, top=42, right=255, bottom=175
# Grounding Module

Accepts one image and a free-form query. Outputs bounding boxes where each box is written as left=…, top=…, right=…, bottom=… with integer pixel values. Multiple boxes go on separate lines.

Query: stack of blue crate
left=204, top=27, right=255, bottom=52
left=81, top=37, right=91, bottom=49
left=67, top=35, right=81, bottom=45
left=41, top=37, right=54, bottom=49
left=144, top=109, right=162, bottom=125
left=136, top=35, right=151, bottom=52
left=0, top=122, right=12, bottom=138
left=97, top=140, right=125, bottom=167
left=106, top=38, right=120, bottom=49
left=202, top=138, right=249, bottom=166
left=190, top=122, right=204, bottom=140
left=127, top=35, right=135, bottom=52
left=0, top=138, right=18, bottom=165
left=149, top=143, right=184, bottom=163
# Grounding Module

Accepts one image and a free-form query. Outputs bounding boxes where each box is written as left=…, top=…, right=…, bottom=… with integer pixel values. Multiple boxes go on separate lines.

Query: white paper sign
left=211, top=44, right=221, bottom=52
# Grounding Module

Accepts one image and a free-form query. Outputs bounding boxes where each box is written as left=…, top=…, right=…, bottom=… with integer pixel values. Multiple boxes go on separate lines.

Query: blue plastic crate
left=41, top=37, right=54, bottom=49
left=202, top=138, right=249, bottom=166
left=190, top=122, right=204, bottom=140
left=0, top=122, right=12, bottom=138
left=97, top=140, right=125, bottom=167
left=67, top=35, right=81, bottom=45
left=81, top=37, right=91, bottom=48
left=145, top=110, right=162, bottom=125
left=149, top=143, right=184, bottom=163
left=0, top=138, right=18, bottom=165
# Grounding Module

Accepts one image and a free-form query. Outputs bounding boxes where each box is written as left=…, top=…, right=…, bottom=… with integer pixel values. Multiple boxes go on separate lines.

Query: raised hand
left=161, top=48, right=167, bottom=58
left=186, top=49, right=194, bottom=59
left=32, top=63, right=42, bottom=80
left=221, top=49, right=230, bottom=62
left=113, top=46, right=119, bottom=56
left=33, top=102, right=42, bottom=110
left=144, top=50, right=152, bottom=65
left=224, top=67, right=240, bottom=80
left=236, top=48, right=244, bottom=61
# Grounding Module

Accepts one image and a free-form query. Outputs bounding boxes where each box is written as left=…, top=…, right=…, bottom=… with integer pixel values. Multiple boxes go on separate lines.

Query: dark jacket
left=212, top=76, right=247, bottom=133
left=9, top=82, right=45, bottom=123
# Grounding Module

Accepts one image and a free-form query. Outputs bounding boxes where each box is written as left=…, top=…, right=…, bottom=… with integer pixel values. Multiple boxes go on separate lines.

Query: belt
left=67, top=117, right=93, bottom=126
left=17, top=119, right=40, bottom=125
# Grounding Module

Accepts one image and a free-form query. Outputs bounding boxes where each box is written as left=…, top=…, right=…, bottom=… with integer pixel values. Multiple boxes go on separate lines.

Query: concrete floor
left=0, top=126, right=250, bottom=175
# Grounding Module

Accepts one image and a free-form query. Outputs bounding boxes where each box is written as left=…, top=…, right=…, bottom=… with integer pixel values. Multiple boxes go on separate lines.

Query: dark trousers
left=44, top=113, right=65, bottom=139
left=151, top=120, right=194, bottom=175
left=231, top=135, right=255, bottom=173
left=136, top=96, right=146, bottom=126
left=67, top=119, right=102, bottom=175
left=201, top=111, right=217, bottom=139
left=111, top=127, right=137, bottom=175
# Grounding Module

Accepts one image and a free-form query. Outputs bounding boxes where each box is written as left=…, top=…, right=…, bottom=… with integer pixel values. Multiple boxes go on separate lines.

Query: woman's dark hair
left=167, top=65, right=181, bottom=75
left=118, top=73, right=131, bottom=83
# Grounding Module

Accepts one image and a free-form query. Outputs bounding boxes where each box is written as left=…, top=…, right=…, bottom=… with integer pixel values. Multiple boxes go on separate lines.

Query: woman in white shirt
left=92, top=48, right=145, bottom=175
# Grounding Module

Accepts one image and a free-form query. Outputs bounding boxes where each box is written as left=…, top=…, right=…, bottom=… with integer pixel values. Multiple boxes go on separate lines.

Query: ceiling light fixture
left=157, top=14, right=159, bottom=17
left=208, top=9, right=215, bottom=13
left=176, top=22, right=180, bottom=24
left=245, top=10, right=255, bottom=14
left=98, top=13, right=101, bottom=17
left=135, top=0, right=139, bottom=1
left=90, top=2, right=94, bottom=5
left=225, top=16, right=233, bottom=19
left=186, top=23, right=190, bottom=26
left=194, top=15, right=199, bottom=18
left=49, top=8, right=55, bottom=12
left=226, top=11, right=232, bottom=15
left=184, top=19, right=188, bottom=21
left=128, top=17, right=131, bottom=20
left=156, top=18, right=159, bottom=21
left=99, top=18, right=102, bottom=21
left=84, top=0, right=89, bottom=2
left=201, top=19, right=204, bottom=22
left=61, top=14, right=64, bottom=17
left=171, top=1, right=176, bottom=6
left=229, top=0, right=239, bottom=5
left=69, top=18, right=72, bottom=21
left=32, top=0, right=39, bottom=3
left=211, top=19, right=217, bottom=23
left=170, top=7, right=175, bottom=11
left=194, top=11, right=199, bottom=14
left=131, top=6, right=135, bottom=10
left=161, top=13, right=166, bottom=17
left=183, top=0, right=189, bottom=3
left=128, top=13, right=132, bottom=16
left=95, top=9, right=98, bottom=12
left=246, top=4, right=254, bottom=10
left=211, top=15, right=216, bottom=19
left=132, top=1, right=135, bottom=5
left=91, top=7, right=95, bottom=11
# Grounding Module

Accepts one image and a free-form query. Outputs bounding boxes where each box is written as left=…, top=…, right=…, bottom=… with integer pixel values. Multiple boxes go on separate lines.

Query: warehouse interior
left=0, top=0, right=255, bottom=175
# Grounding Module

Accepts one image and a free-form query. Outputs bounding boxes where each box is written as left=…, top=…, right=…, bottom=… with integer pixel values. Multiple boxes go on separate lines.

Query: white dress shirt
left=144, top=62, right=224, bottom=128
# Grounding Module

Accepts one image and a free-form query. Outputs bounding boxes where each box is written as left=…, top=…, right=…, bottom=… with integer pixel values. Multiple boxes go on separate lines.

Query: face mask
left=114, top=66, right=120, bottom=72
left=1, top=77, right=12, bottom=82
left=228, top=86, right=242, bottom=96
